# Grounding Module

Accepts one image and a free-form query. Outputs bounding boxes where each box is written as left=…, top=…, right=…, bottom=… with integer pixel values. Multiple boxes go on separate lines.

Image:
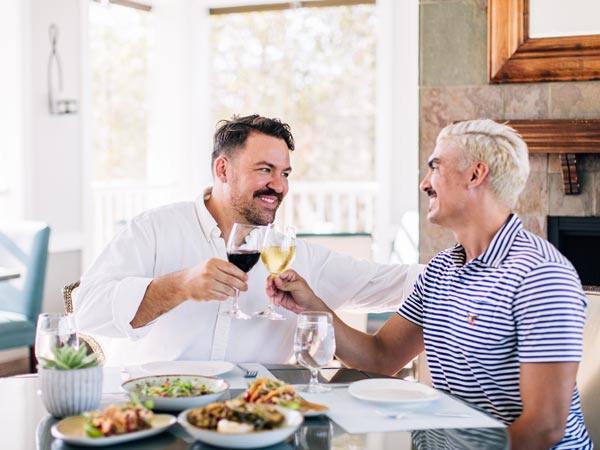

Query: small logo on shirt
left=467, top=313, right=478, bottom=326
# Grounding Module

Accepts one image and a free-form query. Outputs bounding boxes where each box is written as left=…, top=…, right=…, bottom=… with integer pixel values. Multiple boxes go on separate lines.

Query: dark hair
left=211, top=114, right=295, bottom=168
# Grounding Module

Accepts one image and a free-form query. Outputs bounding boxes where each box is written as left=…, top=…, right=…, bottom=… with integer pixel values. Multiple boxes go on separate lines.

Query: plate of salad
left=51, top=399, right=175, bottom=447
left=242, top=378, right=329, bottom=417
left=122, top=375, right=229, bottom=411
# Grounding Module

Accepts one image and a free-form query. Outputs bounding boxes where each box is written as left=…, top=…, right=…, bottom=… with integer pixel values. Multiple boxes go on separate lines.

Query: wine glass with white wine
left=294, top=311, right=336, bottom=393
left=256, top=224, right=296, bottom=320
left=223, top=223, right=265, bottom=320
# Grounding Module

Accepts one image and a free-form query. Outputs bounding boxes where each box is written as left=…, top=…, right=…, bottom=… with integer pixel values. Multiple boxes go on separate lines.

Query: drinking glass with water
left=34, top=313, right=79, bottom=367
left=294, top=311, right=336, bottom=393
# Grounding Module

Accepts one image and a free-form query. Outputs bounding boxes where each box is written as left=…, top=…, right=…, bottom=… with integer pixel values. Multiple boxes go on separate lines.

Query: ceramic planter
left=38, top=365, right=103, bottom=418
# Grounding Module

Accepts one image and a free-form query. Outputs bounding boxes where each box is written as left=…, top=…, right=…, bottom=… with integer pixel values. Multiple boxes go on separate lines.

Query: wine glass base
left=254, top=310, right=286, bottom=320
left=297, top=384, right=332, bottom=394
left=223, top=310, right=251, bottom=320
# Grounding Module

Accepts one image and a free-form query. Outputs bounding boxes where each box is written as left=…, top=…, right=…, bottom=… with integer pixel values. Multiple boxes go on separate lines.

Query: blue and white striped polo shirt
left=399, top=214, right=591, bottom=449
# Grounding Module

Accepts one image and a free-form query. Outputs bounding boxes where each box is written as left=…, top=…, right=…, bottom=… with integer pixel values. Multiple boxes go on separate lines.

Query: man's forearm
left=334, top=314, right=423, bottom=376
left=130, top=272, right=189, bottom=328
left=508, top=414, right=565, bottom=450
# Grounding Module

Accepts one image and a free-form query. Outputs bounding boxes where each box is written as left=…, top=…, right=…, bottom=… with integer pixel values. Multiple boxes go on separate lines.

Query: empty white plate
left=348, top=379, right=440, bottom=404
left=140, top=360, right=235, bottom=377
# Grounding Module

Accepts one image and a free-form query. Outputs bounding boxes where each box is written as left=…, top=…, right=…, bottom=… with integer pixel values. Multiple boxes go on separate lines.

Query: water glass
left=35, top=313, right=79, bottom=367
left=294, top=311, right=336, bottom=393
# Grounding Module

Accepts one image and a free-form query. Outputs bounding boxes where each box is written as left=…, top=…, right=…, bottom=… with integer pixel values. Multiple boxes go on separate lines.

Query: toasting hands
left=182, top=257, right=249, bottom=302
left=266, top=270, right=329, bottom=314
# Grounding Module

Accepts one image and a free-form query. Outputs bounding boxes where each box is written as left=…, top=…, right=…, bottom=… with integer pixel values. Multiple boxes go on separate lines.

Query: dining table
left=1, top=363, right=509, bottom=450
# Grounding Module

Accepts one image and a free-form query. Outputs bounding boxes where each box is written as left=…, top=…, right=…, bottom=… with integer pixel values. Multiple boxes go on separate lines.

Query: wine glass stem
left=267, top=274, right=277, bottom=313
left=231, top=288, right=241, bottom=313
left=309, top=368, right=320, bottom=389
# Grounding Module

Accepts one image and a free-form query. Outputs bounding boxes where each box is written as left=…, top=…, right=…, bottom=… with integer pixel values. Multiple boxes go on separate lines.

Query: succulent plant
left=40, top=343, right=99, bottom=370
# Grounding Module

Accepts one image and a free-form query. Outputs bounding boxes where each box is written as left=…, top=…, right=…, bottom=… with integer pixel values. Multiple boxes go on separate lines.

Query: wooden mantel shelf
left=507, top=119, right=600, bottom=195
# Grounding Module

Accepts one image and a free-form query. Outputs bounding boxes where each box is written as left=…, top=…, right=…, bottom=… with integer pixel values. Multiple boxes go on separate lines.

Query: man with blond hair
left=269, top=119, right=591, bottom=449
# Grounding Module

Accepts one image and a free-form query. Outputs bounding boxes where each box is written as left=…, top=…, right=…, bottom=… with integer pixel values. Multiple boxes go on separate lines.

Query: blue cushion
left=0, top=222, right=50, bottom=352
left=0, top=312, right=36, bottom=350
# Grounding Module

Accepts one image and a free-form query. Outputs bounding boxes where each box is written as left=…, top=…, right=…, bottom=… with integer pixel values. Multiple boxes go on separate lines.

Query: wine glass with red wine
left=224, top=223, right=265, bottom=320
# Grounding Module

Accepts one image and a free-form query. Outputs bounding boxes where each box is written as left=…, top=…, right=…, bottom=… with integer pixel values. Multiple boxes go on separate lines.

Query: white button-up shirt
left=74, top=188, right=423, bottom=366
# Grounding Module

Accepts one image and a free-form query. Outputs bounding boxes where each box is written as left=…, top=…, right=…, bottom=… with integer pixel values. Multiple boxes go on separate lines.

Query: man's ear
left=467, top=161, right=489, bottom=189
left=214, top=157, right=228, bottom=183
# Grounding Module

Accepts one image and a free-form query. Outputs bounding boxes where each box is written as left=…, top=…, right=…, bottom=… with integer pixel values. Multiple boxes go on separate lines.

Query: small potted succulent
left=38, top=343, right=103, bottom=418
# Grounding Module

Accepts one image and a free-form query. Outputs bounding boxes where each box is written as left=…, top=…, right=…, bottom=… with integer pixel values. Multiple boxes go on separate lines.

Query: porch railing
left=90, top=180, right=377, bottom=257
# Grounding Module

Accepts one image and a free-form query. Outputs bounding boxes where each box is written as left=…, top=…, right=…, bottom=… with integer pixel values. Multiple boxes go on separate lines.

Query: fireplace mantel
left=506, top=119, right=600, bottom=195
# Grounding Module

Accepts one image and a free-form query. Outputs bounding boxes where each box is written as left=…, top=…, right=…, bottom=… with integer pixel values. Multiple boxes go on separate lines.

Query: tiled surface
left=420, top=1, right=487, bottom=87
left=503, top=84, right=550, bottom=119
left=548, top=172, right=596, bottom=217
left=549, top=82, right=600, bottom=118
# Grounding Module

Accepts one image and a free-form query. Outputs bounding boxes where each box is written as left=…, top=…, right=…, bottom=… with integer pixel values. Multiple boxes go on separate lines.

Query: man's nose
left=268, top=174, right=287, bottom=194
left=419, top=172, right=431, bottom=192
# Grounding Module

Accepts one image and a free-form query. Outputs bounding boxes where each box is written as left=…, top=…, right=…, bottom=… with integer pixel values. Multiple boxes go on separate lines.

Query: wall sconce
left=47, top=24, right=78, bottom=115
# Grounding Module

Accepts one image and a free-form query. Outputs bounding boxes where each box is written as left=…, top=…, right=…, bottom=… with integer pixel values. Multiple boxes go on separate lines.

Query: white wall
left=374, top=0, right=419, bottom=262
left=28, top=0, right=84, bottom=311
left=0, top=0, right=27, bottom=219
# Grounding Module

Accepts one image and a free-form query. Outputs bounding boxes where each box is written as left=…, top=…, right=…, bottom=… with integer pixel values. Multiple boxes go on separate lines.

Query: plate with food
left=348, top=378, right=440, bottom=404
left=140, top=360, right=235, bottom=377
left=178, top=398, right=303, bottom=449
left=122, top=375, right=229, bottom=411
left=51, top=399, right=175, bottom=447
left=242, top=377, right=329, bottom=417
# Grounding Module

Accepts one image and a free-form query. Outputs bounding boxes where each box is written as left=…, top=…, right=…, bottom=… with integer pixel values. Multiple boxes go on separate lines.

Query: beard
left=230, top=188, right=283, bottom=225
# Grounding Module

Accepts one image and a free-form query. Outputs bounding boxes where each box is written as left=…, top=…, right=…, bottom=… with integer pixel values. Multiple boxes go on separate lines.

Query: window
left=209, top=2, right=377, bottom=233
left=89, top=2, right=152, bottom=183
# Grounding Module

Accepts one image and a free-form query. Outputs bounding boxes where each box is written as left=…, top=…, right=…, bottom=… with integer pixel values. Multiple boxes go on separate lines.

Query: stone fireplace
left=548, top=216, right=600, bottom=289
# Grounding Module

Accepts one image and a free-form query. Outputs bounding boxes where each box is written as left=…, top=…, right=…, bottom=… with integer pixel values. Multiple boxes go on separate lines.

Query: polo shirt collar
left=449, top=214, right=522, bottom=269
left=194, top=186, right=222, bottom=243
left=478, top=214, right=522, bottom=268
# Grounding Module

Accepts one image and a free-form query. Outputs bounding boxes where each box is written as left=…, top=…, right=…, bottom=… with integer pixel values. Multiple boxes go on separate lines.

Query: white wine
left=261, top=245, right=296, bottom=275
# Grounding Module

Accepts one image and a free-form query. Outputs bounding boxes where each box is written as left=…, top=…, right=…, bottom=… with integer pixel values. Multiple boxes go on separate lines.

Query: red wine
left=227, top=251, right=261, bottom=273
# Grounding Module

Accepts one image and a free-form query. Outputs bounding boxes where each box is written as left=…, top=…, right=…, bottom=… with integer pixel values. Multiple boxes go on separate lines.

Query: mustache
left=425, top=188, right=437, bottom=197
left=254, top=188, right=283, bottom=203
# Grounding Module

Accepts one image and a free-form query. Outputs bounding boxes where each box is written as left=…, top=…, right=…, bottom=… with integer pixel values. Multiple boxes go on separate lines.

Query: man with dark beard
left=74, top=115, right=422, bottom=366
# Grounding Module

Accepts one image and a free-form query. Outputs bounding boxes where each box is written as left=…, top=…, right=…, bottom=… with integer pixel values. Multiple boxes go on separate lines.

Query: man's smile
left=254, top=189, right=282, bottom=209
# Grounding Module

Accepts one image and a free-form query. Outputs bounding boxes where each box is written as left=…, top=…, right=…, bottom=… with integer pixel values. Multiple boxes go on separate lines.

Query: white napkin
left=298, top=386, right=505, bottom=433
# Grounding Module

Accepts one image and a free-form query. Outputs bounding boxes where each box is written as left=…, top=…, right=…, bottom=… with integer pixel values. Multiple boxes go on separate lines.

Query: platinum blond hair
left=437, top=119, right=530, bottom=209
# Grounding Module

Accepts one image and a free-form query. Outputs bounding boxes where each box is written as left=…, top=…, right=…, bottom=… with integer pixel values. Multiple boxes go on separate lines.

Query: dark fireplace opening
left=547, top=216, right=600, bottom=290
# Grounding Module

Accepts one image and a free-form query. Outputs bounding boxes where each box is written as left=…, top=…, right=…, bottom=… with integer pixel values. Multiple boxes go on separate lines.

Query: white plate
left=178, top=406, right=303, bottom=449
left=51, top=414, right=175, bottom=447
left=348, top=379, right=440, bottom=404
left=140, top=360, right=234, bottom=377
left=299, top=400, right=329, bottom=418
left=122, top=375, right=229, bottom=412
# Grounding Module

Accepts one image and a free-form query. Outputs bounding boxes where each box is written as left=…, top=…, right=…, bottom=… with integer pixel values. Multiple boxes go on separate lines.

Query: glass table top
left=0, top=365, right=509, bottom=450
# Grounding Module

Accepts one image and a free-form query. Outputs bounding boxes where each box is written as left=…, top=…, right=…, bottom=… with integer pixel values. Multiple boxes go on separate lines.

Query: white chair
left=578, top=291, right=600, bottom=446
